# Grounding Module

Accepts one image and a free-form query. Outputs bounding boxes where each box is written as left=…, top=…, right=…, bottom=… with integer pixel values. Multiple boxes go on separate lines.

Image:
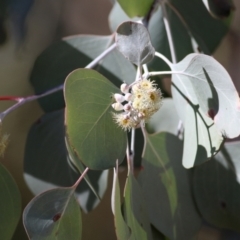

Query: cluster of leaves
left=1, top=0, right=240, bottom=239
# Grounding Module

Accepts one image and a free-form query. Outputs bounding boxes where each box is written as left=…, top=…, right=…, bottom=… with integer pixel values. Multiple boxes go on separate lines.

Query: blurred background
left=0, top=0, right=240, bottom=239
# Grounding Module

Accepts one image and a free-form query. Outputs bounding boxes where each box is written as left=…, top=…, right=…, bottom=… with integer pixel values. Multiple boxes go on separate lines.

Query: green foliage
left=0, top=163, right=21, bottom=240
left=64, top=69, right=127, bottom=170
left=2, top=0, right=239, bottom=239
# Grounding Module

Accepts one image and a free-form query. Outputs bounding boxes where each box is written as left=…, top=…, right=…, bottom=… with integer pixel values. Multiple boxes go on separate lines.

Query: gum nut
left=123, top=103, right=131, bottom=111
left=124, top=93, right=132, bottom=101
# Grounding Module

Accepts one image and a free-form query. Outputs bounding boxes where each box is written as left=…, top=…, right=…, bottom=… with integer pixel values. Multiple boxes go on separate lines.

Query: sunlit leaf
left=111, top=166, right=131, bottom=240
left=117, top=0, right=154, bottom=18
left=172, top=53, right=240, bottom=139
left=182, top=104, right=223, bottom=168
left=124, top=172, right=153, bottom=240
left=24, top=110, right=108, bottom=212
left=115, top=21, right=155, bottom=65
left=23, top=188, right=82, bottom=239
left=31, top=35, right=135, bottom=112
left=0, top=163, right=21, bottom=240
left=64, top=69, right=127, bottom=170
left=193, top=141, right=240, bottom=232
left=138, top=132, right=202, bottom=240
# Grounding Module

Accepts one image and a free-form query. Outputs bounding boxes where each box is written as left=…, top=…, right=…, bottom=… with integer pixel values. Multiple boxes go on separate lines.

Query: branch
left=0, top=43, right=117, bottom=121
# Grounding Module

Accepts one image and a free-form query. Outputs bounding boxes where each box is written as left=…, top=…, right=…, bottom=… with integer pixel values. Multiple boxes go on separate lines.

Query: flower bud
left=114, top=93, right=125, bottom=103
left=123, top=103, right=131, bottom=112
left=112, top=102, right=124, bottom=111
left=124, top=93, right=132, bottom=101
left=120, top=83, right=129, bottom=94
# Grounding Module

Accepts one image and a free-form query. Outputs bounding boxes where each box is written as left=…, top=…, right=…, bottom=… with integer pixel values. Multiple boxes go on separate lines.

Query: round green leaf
left=23, top=188, right=82, bottom=239
left=117, top=0, right=154, bottom=18
left=115, top=21, right=155, bottom=65
left=64, top=69, right=127, bottom=170
left=0, top=163, right=21, bottom=240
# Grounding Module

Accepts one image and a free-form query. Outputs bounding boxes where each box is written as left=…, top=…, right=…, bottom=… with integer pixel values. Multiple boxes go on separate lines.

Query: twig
left=72, top=167, right=89, bottom=189
left=161, top=2, right=177, bottom=64
left=0, top=43, right=117, bottom=121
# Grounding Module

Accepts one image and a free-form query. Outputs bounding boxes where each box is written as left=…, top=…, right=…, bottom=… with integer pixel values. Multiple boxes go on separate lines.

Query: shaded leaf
left=172, top=53, right=240, bottom=139
left=23, top=188, right=82, bottom=240
left=0, top=163, right=21, bottom=240
left=138, top=132, right=202, bottom=240
left=111, top=166, right=131, bottom=240
left=24, top=110, right=108, bottom=212
left=31, top=35, right=136, bottom=112
left=117, top=0, right=154, bottom=18
left=193, top=141, right=240, bottom=232
left=124, top=172, right=152, bottom=240
left=115, top=21, right=155, bottom=65
left=64, top=69, right=127, bottom=170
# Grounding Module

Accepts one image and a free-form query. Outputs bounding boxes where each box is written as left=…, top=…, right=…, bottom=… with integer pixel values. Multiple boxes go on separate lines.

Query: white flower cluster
left=112, top=79, right=162, bottom=131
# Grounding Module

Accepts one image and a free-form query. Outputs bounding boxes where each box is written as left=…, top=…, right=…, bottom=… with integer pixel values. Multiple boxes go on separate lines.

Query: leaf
left=193, top=141, right=240, bottom=232
left=124, top=172, right=153, bottom=240
left=115, top=21, right=155, bottom=65
left=64, top=69, right=127, bottom=170
left=138, top=132, right=202, bottom=240
left=146, top=98, right=180, bottom=135
left=116, top=0, right=154, bottom=18
left=202, top=0, right=234, bottom=18
left=24, top=110, right=108, bottom=212
left=172, top=53, right=240, bottom=139
left=0, top=163, right=21, bottom=240
left=23, top=188, right=82, bottom=240
left=111, top=166, right=131, bottom=240
left=31, top=35, right=136, bottom=112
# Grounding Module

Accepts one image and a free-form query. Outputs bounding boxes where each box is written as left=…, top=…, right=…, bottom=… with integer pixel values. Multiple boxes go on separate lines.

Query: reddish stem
left=0, top=96, right=21, bottom=101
